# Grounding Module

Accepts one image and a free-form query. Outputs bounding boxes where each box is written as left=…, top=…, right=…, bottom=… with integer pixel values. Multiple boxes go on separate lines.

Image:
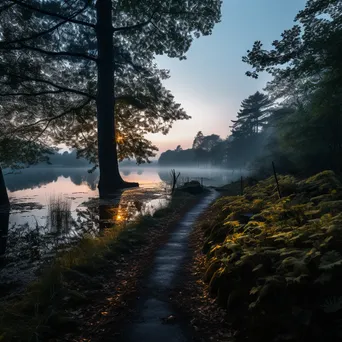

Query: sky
left=148, top=0, right=306, bottom=155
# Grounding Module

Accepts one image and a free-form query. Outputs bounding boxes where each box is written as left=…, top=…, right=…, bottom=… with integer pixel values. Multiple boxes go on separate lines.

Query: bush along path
left=173, top=170, right=342, bottom=342
left=0, top=187, right=213, bottom=342
left=117, top=190, right=219, bottom=342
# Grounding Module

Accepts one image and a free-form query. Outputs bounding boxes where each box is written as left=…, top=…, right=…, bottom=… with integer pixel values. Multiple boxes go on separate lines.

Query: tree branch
left=1, top=44, right=97, bottom=62
left=113, top=19, right=152, bottom=32
left=12, top=98, right=93, bottom=138
left=0, top=90, right=65, bottom=97
left=113, top=10, right=158, bottom=32
left=8, top=73, right=96, bottom=100
left=0, top=2, right=91, bottom=45
left=11, top=0, right=95, bottom=29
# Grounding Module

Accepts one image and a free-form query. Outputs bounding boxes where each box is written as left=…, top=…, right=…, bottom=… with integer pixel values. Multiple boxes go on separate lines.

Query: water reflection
left=1, top=166, right=247, bottom=295
left=4, top=167, right=98, bottom=192
left=4, top=166, right=247, bottom=194
left=0, top=186, right=169, bottom=296
left=122, top=169, right=131, bottom=176
left=4, top=166, right=246, bottom=230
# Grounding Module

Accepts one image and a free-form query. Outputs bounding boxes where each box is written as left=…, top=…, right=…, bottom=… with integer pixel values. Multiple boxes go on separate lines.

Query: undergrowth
left=0, top=190, right=198, bottom=342
left=199, top=170, right=342, bottom=342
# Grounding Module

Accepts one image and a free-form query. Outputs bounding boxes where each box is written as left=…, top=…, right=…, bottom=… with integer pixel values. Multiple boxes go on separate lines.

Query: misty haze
left=0, top=0, right=341, bottom=341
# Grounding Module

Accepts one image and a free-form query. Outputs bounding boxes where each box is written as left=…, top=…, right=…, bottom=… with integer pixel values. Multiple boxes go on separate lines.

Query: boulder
left=178, top=180, right=203, bottom=195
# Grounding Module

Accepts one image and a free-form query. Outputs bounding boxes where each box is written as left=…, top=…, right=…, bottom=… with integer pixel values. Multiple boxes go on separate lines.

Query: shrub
left=200, top=171, right=342, bottom=342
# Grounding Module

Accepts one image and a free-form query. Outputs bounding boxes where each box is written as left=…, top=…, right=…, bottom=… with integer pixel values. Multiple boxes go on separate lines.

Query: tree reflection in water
left=0, top=186, right=169, bottom=296
left=80, top=188, right=158, bottom=232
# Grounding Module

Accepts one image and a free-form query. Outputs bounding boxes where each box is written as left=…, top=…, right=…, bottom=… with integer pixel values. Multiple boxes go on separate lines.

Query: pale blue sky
left=149, top=0, right=306, bottom=154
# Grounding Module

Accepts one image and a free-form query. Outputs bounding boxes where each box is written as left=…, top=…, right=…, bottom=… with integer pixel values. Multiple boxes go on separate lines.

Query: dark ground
left=52, top=191, right=224, bottom=342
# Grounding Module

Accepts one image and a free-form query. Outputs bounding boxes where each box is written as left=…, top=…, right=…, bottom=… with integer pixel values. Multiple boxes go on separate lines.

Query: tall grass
left=48, top=195, right=72, bottom=234
left=0, top=191, right=200, bottom=341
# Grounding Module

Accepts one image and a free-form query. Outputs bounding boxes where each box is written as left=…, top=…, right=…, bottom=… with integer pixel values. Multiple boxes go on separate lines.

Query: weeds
left=48, top=195, right=72, bottom=234
left=0, top=190, right=200, bottom=341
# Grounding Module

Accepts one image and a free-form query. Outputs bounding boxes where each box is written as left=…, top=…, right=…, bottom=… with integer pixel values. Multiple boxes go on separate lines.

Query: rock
left=178, top=181, right=204, bottom=195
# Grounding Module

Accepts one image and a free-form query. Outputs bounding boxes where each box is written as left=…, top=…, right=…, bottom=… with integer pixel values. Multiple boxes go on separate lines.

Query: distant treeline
left=158, top=133, right=232, bottom=168
left=161, top=1, right=342, bottom=178
left=30, top=150, right=90, bottom=168
left=160, top=87, right=342, bottom=177
left=28, top=150, right=157, bottom=169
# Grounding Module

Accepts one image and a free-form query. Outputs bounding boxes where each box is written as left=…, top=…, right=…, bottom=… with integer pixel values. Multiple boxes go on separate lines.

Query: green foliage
left=0, top=138, right=52, bottom=169
left=0, top=0, right=222, bottom=165
left=159, top=131, right=228, bottom=167
left=200, top=170, right=342, bottom=342
left=225, top=92, right=273, bottom=169
left=241, top=0, right=342, bottom=175
left=231, top=92, right=272, bottom=137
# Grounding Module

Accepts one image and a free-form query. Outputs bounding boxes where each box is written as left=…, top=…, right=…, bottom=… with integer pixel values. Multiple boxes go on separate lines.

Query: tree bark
left=0, top=166, right=9, bottom=258
left=0, top=210, right=9, bottom=258
left=95, top=0, right=138, bottom=198
left=0, top=166, right=9, bottom=207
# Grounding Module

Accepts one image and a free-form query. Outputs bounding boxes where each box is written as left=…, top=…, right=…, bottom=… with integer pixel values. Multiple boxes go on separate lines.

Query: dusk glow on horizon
left=149, top=0, right=305, bottom=155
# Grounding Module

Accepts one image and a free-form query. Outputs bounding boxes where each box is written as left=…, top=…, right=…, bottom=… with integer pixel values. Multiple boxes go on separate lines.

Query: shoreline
left=0, top=188, right=210, bottom=341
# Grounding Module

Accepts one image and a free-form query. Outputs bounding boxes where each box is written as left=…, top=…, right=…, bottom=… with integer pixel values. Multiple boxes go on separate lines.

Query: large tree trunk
left=0, top=166, right=9, bottom=207
left=0, top=166, right=9, bottom=258
left=0, top=210, right=9, bottom=258
left=95, top=0, right=138, bottom=198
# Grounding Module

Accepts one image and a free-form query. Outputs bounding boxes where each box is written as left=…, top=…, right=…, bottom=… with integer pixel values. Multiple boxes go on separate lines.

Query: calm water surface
left=6, top=166, right=246, bottom=226
left=0, top=166, right=246, bottom=295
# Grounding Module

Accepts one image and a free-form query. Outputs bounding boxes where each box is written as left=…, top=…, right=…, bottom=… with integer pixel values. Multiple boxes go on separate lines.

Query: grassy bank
left=0, top=189, right=206, bottom=342
left=188, top=171, right=342, bottom=342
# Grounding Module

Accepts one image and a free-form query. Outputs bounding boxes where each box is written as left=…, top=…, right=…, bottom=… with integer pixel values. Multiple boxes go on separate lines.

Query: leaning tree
left=0, top=0, right=222, bottom=197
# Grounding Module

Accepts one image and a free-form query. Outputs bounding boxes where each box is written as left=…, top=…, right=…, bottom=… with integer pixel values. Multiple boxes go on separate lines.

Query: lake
left=5, top=166, right=247, bottom=226
left=0, top=166, right=247, bottom=295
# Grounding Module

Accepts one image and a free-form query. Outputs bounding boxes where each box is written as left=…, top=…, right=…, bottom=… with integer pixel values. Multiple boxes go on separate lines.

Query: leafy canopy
left=239, top=0, right=342, bottom=174
left=0, top=0, right=222, bottom=166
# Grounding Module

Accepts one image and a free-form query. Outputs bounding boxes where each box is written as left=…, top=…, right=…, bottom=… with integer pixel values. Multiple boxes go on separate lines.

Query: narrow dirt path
left=118, top=190, right=219, bottom=342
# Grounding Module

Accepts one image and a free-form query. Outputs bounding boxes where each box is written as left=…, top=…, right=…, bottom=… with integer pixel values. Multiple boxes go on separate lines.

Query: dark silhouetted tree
left=231, top=92, right=272, bottom=137
left=243, top=0, right=342, bottom=174
left=158, top=149, right=196, bottom=166
left=226, top=92, right=273, bottom=168
left=0, top=0, right=222, bottom=197
left=192, top=131, right=205, bottom=149
left=199, top=134, right=222, bottom=151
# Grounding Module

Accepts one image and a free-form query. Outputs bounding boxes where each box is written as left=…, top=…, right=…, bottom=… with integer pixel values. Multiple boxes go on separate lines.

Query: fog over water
left=0, top=166, right=247, bottom=294
left=5, top=166, right=247, bottom=227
